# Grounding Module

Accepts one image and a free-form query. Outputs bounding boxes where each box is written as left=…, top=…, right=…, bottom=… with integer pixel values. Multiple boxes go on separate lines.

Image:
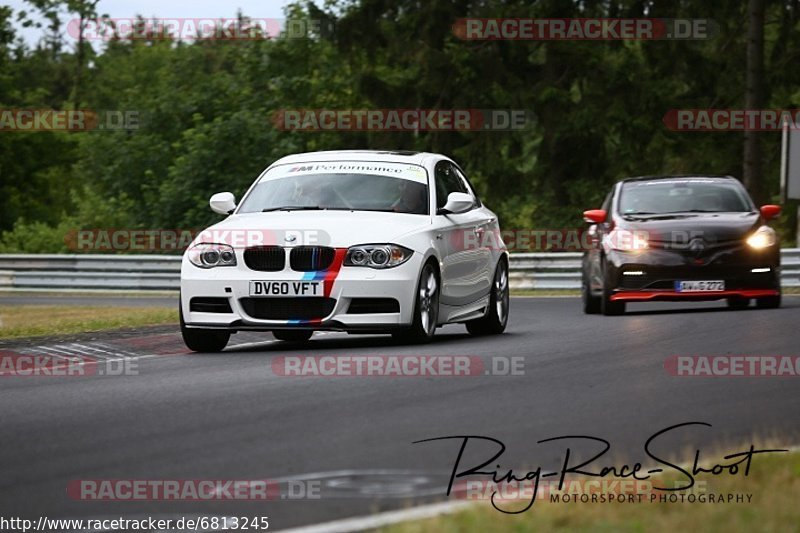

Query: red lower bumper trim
left=611, top=289, right=779, bottom=302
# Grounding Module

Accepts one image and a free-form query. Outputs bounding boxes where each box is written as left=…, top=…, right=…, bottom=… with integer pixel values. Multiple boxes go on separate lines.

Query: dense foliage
left=1, top=0, right=798, bottom=252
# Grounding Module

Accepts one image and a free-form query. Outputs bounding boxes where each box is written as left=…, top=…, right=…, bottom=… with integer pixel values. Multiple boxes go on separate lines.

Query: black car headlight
left=746, top=226, right=777, bottom=250
left=344, top=244, right=413, bottom=269
left=187, top=243, right=237, bottom=268
left=604, top=229, right=649, bottom=252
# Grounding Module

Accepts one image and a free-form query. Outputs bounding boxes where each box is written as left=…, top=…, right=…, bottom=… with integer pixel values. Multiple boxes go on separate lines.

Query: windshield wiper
left=624, top=209, right=747, bottom=220
left=262, top=206, right=324, bottom=212
left=623, top=212, right=693, bottom=220
left=677, top=209, right=750, bottom=214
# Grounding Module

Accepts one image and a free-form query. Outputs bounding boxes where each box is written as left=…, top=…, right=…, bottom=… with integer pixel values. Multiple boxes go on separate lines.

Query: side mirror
left=760, top=204, right=781, bottom=220
left=583, top=209, right=607, bottom=224
left=438, top=192, right=474, bottom=215
left=210, top=192, right=237, bottom=215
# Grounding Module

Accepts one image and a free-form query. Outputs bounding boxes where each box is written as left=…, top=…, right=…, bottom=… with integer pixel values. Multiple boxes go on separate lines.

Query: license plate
left=249, top=280, right=323, bottom=297
left=674, top=280, right=725, bottom=292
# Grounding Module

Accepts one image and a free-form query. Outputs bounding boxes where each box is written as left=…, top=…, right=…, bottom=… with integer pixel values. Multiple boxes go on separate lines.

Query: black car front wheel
left=756, top=293, right=781, bottom=309
left=727, top=297, right=750, bottom=310
left=582, top=272, right=601, bottom=314
left=601, top=268, right=625, bottom=316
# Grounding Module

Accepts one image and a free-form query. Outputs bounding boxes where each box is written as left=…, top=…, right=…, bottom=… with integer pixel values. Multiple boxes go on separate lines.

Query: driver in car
left=391, top=179, right=426, bottom=214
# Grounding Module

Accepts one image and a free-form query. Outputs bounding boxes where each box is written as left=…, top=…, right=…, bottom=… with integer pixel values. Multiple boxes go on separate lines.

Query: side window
left=435, top=161, right=474, bottom=210
left=435, top=161, right=467, bottom=209
left=453, top=166, right=480, bottom=207
left=601, top=189, right=613, bottom=213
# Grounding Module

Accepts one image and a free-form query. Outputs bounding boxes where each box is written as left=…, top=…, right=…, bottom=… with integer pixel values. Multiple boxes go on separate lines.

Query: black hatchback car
left=581, top=175, right=782, bottom=315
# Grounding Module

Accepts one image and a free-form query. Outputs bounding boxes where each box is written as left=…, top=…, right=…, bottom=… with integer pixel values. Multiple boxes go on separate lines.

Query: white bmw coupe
left=180, top=150, right=509, bottom=351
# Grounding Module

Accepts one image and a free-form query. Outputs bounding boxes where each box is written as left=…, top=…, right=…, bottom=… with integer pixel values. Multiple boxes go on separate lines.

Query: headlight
left=344, top=244, right=413, bottom=269
left=746, top=226, right=776, bottom=249
left=187, top=243, right=237, bottom=268
left=604, top=229, right=649, bottom=252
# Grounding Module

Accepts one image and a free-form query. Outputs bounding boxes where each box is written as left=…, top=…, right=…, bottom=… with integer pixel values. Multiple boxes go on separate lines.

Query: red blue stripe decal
left=289, top=248, right=347, bottom=324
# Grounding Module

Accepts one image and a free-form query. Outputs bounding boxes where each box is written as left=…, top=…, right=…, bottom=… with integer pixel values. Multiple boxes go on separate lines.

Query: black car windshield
left=237, top=163, right=429, bottom=215
left=618, top=179, right=754, bottom=216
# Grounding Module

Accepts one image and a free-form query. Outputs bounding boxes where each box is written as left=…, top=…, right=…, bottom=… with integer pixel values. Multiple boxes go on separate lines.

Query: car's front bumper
left=610, top=288, right=779, bottom=302
left=180, top=249, right=424, bottom=331
left=604, top=245, right=780, bottom=303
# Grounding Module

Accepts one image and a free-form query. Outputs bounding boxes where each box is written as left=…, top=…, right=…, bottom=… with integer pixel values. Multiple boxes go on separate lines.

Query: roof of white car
left=271, top=150, right=440, bottom=167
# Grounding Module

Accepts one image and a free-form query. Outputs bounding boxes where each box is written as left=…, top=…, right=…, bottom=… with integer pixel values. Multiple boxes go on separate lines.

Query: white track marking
left=93, top=342, right=144, bottom=357
left=34, top=346, right=84, bottom=361
left=70, top=343, right=128, bottom=360
left=5, top=336, right=284, bottom=374
left=31, top=347, right=77, bottom=361
left=279, top=500, right=473, bottom=533
left=50, top=344, right=101, bottom=358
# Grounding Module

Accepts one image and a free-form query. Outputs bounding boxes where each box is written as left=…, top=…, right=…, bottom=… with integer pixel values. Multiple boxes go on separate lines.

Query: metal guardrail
left=0, top=251, right=798, bottom=291
left=0, top=254, right=182, bottom=291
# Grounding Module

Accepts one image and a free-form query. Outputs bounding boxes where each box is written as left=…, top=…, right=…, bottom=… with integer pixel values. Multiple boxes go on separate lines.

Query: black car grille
left=239, top=297, right=336, bottom=320
left=619, top=266, right=774, bottom=290
left=290, top=246, right=335, bottom=272
left=649, top=239, right=742, bottom=252
left=244, top=246, right=286, bottom=272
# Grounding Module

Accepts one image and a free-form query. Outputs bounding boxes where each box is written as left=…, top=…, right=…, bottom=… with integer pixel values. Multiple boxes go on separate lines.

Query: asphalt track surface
left=1, top=297, right=799, bottom=530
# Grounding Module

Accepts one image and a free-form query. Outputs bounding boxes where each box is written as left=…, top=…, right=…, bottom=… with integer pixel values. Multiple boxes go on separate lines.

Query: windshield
left=618, top=179, right=754, bottom=216
left=237, top=162, right=429, bottom=215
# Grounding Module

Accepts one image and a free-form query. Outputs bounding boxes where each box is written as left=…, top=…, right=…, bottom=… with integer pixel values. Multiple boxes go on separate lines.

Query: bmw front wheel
left=466, top=259, right=509, bottom=335
left=394, top=262, right=440, bottom=343
left=180, top=302, right=230, bottom=352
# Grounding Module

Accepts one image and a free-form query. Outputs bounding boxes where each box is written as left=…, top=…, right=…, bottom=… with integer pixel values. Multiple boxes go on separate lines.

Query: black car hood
left=617, top=212, right=761, bottom=245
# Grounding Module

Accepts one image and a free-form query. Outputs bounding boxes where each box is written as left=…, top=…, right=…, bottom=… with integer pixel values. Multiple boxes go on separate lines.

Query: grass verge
left=0, top=305, right=177, bottom=339
left=511, top=287, right=800, bottom=297
left=383, top=449, right=800, bottom=533
left=512, top=289, right=580, bottom=297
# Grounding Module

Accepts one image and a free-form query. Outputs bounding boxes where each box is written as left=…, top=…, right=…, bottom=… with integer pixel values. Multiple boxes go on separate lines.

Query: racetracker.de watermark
left=67, top=480, right=280, bottom=501
left=64, top=228, right=719, bottom=253
left=271, top=355, right=524, bottom=377
left=0, top=351, right=137, bottom=377
left=452, top=478, right=712, bottom=503
left=663, top=109, right=800, bottom=131
left=0, top=109, right=139, bottom=132
left=453, top=18, right=717, bottom=40
left=272, top=109, right=533, bottom=131
left=665, top=356, right=800, bottom=377
left=64, top=228, right=331, bottom=252
left=68, top=18, right=334, bottom=41
left=456, top=228, right=713, bottom=252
